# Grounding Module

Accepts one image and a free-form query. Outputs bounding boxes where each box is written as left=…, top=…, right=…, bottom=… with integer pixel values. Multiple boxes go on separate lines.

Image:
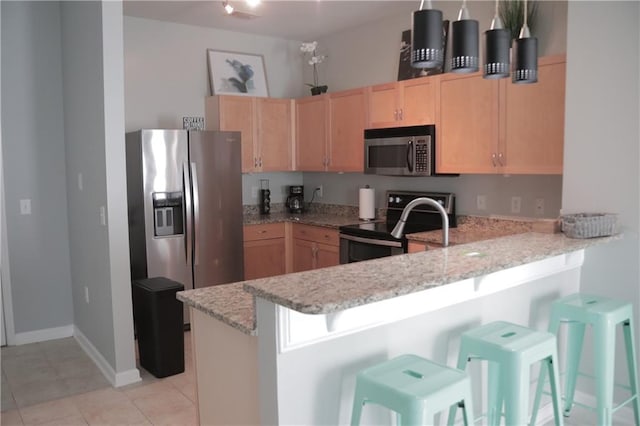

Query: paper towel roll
left=359, top=187, right=375, bottom=220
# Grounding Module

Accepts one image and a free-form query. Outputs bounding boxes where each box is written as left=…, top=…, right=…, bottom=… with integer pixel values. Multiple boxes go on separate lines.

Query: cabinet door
left=257, top=98, right=293, bottom=171
left=368, top=82, right=400, bottom=128
left=219, top=96, right=256, bottom=173
left=243, top=238, right=286, bottom=280
left=401, top=77, right=436, bottom=126
left=296, top=96, right=328, bottom=171
left=292, top=238, right=315, bottom=273
left=315, top=242, right=339, bottom=269
left=328, top=88, right=366, bottom=172
left=436, top=73, right=499, bottom=174
left=500, top=57, right=565, bottom=174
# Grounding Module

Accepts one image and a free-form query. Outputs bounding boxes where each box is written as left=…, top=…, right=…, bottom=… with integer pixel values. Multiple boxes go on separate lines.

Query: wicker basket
left=561, top=213, right=617, bottom=239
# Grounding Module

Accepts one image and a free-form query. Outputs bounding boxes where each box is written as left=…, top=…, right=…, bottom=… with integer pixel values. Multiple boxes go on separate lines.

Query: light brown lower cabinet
left=292, top=224, right=339, bottom=272
left=243, top=223, right=286, bottom=280
left=407, top=241, right=426, bottom=253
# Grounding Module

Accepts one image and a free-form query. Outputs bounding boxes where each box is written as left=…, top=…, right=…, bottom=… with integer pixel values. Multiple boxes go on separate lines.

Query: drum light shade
left=451, top=19, right=479, bottom=73
left=513, top=36, right=538, bottom=83
left=484, top=28, right=510, bottom=79
left=411, top=9, right=444, bottom=69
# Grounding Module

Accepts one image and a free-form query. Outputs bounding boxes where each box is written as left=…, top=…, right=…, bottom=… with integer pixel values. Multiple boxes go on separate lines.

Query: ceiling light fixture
left=450, top=0, right=479, bottom=73
left=223, top=1, right=234, bottom=15
left=483, top=0, right=510, bottom=79
left=245, top=0, right=260, bottom=8
left=411, top=0, right=444, bottom=69
left=512, top=0, right=538, bottom=84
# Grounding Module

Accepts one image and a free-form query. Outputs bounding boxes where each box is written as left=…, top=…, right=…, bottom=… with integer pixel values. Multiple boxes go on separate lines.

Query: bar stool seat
left=448, top=321, right=564, bottom=426
left=531, top=293, right=640, bottom=426
left=351, top=354, right=474, bottom=425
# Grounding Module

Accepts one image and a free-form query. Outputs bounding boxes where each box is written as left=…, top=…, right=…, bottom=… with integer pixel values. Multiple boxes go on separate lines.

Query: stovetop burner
left=339, top=191, right=457, bottom=241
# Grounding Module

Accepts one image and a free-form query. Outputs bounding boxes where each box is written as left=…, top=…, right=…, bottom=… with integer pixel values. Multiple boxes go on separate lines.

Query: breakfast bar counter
left=178, top=232, right=620, bottom=425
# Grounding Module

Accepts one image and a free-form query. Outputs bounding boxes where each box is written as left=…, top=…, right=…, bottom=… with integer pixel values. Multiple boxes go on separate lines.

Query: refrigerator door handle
left=191, top=161, right=200, bottom=266
left=183, top=162, right=193, bottom=266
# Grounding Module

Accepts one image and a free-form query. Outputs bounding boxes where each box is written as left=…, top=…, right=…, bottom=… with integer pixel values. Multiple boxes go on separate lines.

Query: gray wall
left=304, top=173, right=562, bottom=219
left=1, top=1, right=74, bottom=334
left=61, top=0, right=136, bottom=375
left=562, top=1, right=640, bottom=382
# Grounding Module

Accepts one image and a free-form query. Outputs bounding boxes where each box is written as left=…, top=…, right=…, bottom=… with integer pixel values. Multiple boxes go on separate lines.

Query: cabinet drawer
left=243, top=223, right=285, bottom=241
left=292, top=224, right=339, bottom=246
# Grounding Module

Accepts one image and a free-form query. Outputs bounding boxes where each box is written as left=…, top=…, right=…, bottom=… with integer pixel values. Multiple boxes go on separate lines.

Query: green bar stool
left=447, top=321, right=564, bottom=426
left=350, top=354, right=474, bottom=425
left=531, top=293, right=640, bottom=426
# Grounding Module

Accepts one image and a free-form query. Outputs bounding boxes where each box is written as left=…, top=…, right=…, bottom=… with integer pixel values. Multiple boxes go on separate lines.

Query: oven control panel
left=387, top=191, right=453, bottom=214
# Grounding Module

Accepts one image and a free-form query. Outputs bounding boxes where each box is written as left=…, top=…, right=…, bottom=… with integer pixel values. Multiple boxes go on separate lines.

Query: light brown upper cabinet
left=436, top=55, right=565, bottom=175
left=296, top=94, right=328, bottom=171
left=368, top=77, right=436, bottom=128
left=328, top=88, right=366, bottom=172
left=205, top=96, right=293, bottom=172
left=499, top=55, right=565, bottom=174
left=295, top=88, right=366, bottom=172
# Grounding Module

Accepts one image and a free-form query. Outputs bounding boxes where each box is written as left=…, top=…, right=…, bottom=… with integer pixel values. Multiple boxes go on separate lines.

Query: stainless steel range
left=339, top=191, right=456, bottom=264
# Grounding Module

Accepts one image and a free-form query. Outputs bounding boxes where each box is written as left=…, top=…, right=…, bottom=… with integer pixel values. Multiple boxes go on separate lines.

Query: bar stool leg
left=350, top=384, right=365, bottom=426
left=548, top=348, right=565, bottom=426
left=503, top=358, right=528, bottom=426
left=594, top=319, right=616, bottom=426
left=622, top=319, right=640, bottom=426
left=487, top=361, right=502, bottom=426
left=448, top=348, right=469, bottom=426
left=461, top=387, right=475, bottom=426
left=563, top=321, right=586, bottom=415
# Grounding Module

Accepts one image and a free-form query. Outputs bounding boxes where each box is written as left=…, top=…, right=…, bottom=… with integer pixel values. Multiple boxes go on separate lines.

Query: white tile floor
left=1, top=333, right=197, bottom=426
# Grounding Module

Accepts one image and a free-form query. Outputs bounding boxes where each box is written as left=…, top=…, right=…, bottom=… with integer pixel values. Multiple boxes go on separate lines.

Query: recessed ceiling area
left=123, top=1, right=417, bottom=40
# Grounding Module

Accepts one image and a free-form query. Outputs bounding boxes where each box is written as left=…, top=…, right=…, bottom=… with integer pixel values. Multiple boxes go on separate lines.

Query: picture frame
left=207, top=49, right=269, bottom=97
left=397, top=22, right=450, bottom=81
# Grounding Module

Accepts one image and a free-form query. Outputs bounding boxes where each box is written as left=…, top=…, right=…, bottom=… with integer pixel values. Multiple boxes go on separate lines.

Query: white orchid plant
left=300, top=41, right=327, bottom=89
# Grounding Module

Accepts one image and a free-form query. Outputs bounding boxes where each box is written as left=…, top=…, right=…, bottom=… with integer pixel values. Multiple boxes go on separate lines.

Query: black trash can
left=132, top=277, right=185, bottom=378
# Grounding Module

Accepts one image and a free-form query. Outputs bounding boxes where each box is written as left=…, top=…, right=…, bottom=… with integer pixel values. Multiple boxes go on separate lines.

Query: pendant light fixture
left=483, top=0, right=510, bottom=79
left=512, top=0, right=538, bottom=83
left=450, top=0, right=479, bottom=73
left=411, top=0, right=444, bottom=69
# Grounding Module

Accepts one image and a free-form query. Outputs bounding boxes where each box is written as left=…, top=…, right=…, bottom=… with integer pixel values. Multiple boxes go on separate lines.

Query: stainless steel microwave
left=364, top=125, right=436, bottom=176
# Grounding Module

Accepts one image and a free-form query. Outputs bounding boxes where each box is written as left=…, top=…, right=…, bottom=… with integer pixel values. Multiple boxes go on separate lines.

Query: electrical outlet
left=77, top=173, right=83, bottom=191
left=316, top=185, right=323, bottom=198
left=511, top=196, right=522, bottom=214
left=476, top=195, right=487, bottom=211
left=251, top=186, right=258, bottom=199
left=84, top=286, right=90, bottom=304
left=535, top=198, right=545, bottom=215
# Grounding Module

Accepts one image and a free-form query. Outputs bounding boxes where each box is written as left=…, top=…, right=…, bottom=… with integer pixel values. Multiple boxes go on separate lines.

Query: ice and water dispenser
left=152, top=192, right=184, bottom=237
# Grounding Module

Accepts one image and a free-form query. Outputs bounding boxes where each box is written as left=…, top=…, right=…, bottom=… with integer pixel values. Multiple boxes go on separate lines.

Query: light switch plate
left=20, top=199, right=31, bottom=215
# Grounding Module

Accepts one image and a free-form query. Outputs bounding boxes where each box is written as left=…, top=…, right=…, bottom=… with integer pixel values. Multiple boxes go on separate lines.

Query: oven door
left=339, top=234, right=405, bottom=264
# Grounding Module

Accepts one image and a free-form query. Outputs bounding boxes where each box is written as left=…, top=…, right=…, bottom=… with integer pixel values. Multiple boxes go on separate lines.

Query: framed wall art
left=207, top=49, right=269, bottom=97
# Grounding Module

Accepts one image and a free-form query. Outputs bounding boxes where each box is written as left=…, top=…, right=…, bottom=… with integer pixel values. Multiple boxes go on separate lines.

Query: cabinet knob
left=491, top=153, right=498, bottom=167
left=254, top=158, right=258, bottom=167
left=394, top=109, right=398, bottom=120
left=398, top=109, right=404, bottom=121
left=497, top=153, right=505, bottom=166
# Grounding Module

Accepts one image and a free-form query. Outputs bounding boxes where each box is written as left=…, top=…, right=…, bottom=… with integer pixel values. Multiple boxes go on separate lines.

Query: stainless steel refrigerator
left=125, top=129, right=244, bottom=312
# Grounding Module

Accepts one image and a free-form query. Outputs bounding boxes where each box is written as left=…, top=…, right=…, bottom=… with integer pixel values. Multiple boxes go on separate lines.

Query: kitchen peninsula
left=178, top=232, right=619, bottom=425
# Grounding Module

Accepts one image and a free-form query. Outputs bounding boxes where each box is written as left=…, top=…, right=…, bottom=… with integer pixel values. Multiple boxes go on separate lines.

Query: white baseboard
left=74, top=326, right=141, bottom=388
left=13, top=324, right=74, bottom=345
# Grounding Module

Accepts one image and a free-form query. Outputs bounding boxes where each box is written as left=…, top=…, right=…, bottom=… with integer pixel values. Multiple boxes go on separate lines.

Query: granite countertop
left=406, top=216, right=543, bottom=245
left=242, top=232, right=620, bottom=315
left=243, top=212, right=365, bottom=229
left=177, top=283, right=256, bottom=336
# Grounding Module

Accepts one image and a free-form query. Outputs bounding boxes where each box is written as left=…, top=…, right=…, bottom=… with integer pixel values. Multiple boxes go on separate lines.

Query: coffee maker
left=286, top=185, right=304, bottom=214
left=259, top=179, right=270, bottom=215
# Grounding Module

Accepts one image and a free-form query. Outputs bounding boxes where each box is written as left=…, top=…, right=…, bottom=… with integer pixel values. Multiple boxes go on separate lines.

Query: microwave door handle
left=406, top=139, right=414, bottom=173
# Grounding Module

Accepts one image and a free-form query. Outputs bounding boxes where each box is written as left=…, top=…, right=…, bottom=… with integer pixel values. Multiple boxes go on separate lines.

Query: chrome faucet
left=390, top=197, right=449, bottom=247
